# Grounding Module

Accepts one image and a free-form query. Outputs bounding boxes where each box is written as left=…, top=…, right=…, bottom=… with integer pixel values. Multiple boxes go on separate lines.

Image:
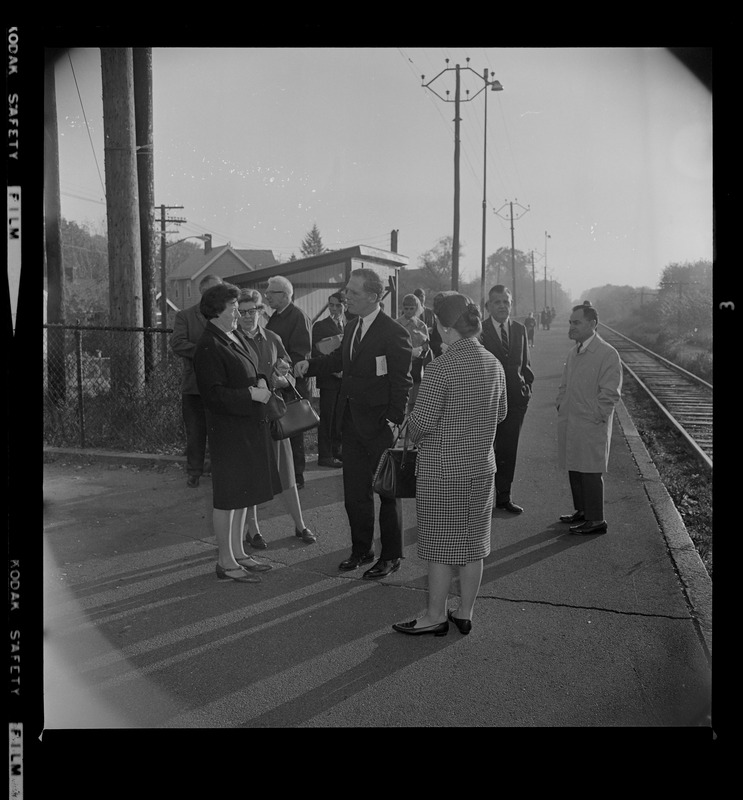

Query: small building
left=168, top=238, right=279, bottom=311
left=224, top=245, right=409, bottom=325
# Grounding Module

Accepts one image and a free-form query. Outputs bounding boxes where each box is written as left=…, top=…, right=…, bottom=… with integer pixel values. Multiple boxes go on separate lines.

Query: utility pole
left=531, top=250, right=537, bottom=316
left=422, top=59, right=503, bottom=292
left=495, top=200, right=529, bottom=316
left=101, top=47, right=144, bottom=394
left=133, top=47, right=157, bottom=380
left=157, top=204, right=186, bottom=360
left=44, top=51, right=66, bottom=404
left=544, top=231, right=551, bottom=309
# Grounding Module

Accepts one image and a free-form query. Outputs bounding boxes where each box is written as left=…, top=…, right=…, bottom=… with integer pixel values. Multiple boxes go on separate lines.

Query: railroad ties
left=599, top=324, right=713, bottom=469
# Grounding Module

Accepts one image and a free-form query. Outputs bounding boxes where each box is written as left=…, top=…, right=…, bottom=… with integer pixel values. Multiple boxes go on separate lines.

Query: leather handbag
left=264, top=390, right=287, bottom=422
left=373, top=420, right=417, bottom=499
left=270, top=384, right=320, bottom=440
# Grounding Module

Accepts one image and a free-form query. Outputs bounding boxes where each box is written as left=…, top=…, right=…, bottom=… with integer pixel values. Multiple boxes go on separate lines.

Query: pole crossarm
left=421, top=58, right=503, bottom=102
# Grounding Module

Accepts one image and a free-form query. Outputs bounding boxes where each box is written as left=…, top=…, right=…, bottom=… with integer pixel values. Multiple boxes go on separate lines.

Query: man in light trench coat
left=556, top=302, right=622, bottom=535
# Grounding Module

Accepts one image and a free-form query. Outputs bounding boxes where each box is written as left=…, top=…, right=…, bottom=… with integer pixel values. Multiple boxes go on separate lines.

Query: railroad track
left=598, top=323, right=713, bottom=469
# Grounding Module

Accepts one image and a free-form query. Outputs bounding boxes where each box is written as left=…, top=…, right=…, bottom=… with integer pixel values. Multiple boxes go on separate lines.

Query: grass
left=620, top=376, right=712, bottom=579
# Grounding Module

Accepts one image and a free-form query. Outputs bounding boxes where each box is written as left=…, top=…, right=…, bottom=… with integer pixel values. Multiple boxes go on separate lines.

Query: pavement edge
left=615, top=401, right=712, bottom=663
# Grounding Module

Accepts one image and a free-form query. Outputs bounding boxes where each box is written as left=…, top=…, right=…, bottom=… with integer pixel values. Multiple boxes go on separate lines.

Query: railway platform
left=41, top=319, right=713, bottom=732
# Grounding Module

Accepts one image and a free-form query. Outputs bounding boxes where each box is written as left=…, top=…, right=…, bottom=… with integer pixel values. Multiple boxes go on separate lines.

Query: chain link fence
left=43, top=323, right=320, bottom=455
left=44, top=324, right=185, bottom=453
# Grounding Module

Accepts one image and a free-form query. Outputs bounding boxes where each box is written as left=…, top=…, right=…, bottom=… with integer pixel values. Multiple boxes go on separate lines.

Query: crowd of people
left=171, top=271, right=622, bottom=632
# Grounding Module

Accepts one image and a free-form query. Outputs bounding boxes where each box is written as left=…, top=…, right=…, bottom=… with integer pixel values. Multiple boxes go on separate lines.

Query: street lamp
left=422, top=59, right=502, bottom=292
left=480, top=70, right=504, bottom=314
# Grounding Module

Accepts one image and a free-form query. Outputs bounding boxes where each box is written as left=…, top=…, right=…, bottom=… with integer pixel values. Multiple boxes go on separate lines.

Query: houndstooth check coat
left=408, top=336, right=507, bottom=564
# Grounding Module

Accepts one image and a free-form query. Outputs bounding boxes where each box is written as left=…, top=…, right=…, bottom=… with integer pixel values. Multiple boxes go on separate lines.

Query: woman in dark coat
left=236, top=289, right=316, bottom=547
left=193, top=283, right=281, bottom=583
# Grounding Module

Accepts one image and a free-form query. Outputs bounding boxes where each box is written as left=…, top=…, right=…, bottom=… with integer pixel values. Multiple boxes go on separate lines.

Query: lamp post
left=479, top=69, right=504, bottom=313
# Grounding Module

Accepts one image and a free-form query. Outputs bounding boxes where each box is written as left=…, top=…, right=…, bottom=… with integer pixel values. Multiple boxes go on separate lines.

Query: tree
left=300, top=224, right=325, bottom=257
left=61, top=218, right=109, bottom=323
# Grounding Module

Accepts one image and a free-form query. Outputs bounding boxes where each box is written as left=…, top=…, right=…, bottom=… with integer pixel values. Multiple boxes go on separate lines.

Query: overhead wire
left=68, top=52, right=106, bottom=198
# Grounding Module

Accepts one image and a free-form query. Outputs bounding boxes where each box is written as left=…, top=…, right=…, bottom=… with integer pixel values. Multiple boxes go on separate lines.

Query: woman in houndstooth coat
left=393, top=293, right=507, bottom=637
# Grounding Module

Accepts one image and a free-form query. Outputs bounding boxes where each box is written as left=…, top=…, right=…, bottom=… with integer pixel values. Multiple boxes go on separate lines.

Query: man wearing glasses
left=264, top=275, right=313, bottom=489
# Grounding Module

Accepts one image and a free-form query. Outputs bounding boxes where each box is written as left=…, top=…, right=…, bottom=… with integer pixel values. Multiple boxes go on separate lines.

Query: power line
left=68, top=52, right=106, bottom=197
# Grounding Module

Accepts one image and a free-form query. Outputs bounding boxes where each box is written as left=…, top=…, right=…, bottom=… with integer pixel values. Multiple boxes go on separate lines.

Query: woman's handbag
left=264, top=390, right=287, bottom=422
left=373, top=420, right=417, bottom=499
left=270, top=384, right=320, bottom=440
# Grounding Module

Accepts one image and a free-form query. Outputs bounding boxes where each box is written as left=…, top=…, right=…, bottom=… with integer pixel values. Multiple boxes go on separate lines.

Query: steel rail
left=598, top=323, right=712, bottom=470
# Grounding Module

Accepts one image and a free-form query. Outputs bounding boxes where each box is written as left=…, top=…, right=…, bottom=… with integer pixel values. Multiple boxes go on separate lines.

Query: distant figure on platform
left=556, top=303, right=622, bottom=535
left=311, top=291, right=348, bottom=468
left=540, top=308, right=550, bottom=330
left=264, top=275, right=312, bottom=489
left=413, top=287, right=436, bottom=331
left=524, top=311, right=536, bottom=347
left=294, top=268, right=412, bottom=580
left=170, top=273, right=223, bottom=488
left=481, top=285, right=534, bottom=514
left=397, top=293, right=432, bottom=413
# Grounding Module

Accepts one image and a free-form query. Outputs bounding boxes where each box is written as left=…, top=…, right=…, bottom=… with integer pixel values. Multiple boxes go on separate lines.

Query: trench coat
left=556, top=334, right=622, bottom=473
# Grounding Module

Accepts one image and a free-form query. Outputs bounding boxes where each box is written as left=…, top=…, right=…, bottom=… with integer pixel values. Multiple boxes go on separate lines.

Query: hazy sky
left=53, top=46, right=712, bottom=299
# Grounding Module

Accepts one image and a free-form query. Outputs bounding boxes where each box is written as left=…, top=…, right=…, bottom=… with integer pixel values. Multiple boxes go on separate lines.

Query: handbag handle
left=397, top=418, right=413, bottom=464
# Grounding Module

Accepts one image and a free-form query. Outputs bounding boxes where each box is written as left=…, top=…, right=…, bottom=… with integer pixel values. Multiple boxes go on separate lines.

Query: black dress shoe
left=236, top=556, right=273, bottom=572
left=496, top=501, right=523, bottom=514
left=248, top=533, right=268, bottom=550
left=362, top=558, right=401, bottom=580
left=559, top=511, right=585, bottom=524
left=392, top=619, right=449, bottom=637
left=569, top=520, right=608, bottom=535
left=295, top=527, right=317, bottom=544
left=215, top=563, right=261, bottom=583
left=317, top=458, right=343, bottom=468
left=447, top=609, right=472, bottom=635
left=186, top=475, right=200, bottom=488
left=338, top=552, right=375, bottom=571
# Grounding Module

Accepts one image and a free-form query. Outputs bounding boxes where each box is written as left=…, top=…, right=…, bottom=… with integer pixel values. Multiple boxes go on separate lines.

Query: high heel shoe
left=235, top=556, right=272, bottom=572
left=216, top=563, right=261, bottom=583
left=392, top=619, right=449, bottom=637
left=447, top=609, right=472, bottom=635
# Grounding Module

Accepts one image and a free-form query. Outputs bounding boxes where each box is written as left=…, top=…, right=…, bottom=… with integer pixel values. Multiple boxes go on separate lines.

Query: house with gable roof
left=167, top=237, right=279, bottom=313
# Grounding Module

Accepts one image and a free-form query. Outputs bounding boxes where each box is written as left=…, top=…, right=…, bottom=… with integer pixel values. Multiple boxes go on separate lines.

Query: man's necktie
left=336, top=318, right=344, bottom=334
left=576, top=342, right=582, bottom=354
left=500, top=323, right=510, bottom=354
left=352, top=319, right=363, bottom=357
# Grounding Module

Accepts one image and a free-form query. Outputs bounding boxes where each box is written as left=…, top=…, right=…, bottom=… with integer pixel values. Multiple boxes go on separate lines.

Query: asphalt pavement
left=42, top=320, right=712, bottom=729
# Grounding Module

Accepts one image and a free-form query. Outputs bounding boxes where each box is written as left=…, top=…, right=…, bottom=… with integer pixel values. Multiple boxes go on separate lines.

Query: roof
left=168, top=245, right=278, bottom=280
left=223, top=245, right=409, bottom=286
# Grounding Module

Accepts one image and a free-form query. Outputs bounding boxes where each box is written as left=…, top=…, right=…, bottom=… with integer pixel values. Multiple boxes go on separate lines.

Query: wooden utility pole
left=133, top=47, right=157, bottom=379
left=495, top=200, right=529, bottom=317
left=101, top=47, right=144, bottom=393
left=44, top=53, right=66, bottom=404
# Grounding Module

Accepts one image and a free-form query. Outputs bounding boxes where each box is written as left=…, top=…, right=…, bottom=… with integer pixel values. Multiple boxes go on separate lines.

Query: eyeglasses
left=239, top=307, right=264, bottom=315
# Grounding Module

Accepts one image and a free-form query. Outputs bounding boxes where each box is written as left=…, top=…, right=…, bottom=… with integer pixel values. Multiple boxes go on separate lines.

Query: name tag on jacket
left=376, top=355, right=388, bottom=376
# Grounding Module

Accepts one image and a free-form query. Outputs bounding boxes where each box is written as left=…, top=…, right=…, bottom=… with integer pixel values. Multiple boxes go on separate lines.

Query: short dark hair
left=413, top=288, right=425, bottom=300
left=200, top=283, right=240, bottom=319
left=328, top=291, right=346, bottom=304
left=572, top=302, right=599, bottom=324
left=488, top=284, right=511, bottom=299
left=351, top=268, right=384, bottom=297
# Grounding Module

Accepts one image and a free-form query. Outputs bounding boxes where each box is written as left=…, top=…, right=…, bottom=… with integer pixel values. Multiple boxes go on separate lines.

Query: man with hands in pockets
left=294, top=268, right=412, bottom=579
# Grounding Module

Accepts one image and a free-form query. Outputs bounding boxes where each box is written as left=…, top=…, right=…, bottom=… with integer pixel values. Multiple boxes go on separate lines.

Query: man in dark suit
left=481, top=284, right=535, bottom=514
left=265, top=275, right=313, bottom=489
left=170, top=273, right=223, bottom=488
left=295, top=268, right=412, bottom=579
left=311, top=291, right=349, bottom=468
